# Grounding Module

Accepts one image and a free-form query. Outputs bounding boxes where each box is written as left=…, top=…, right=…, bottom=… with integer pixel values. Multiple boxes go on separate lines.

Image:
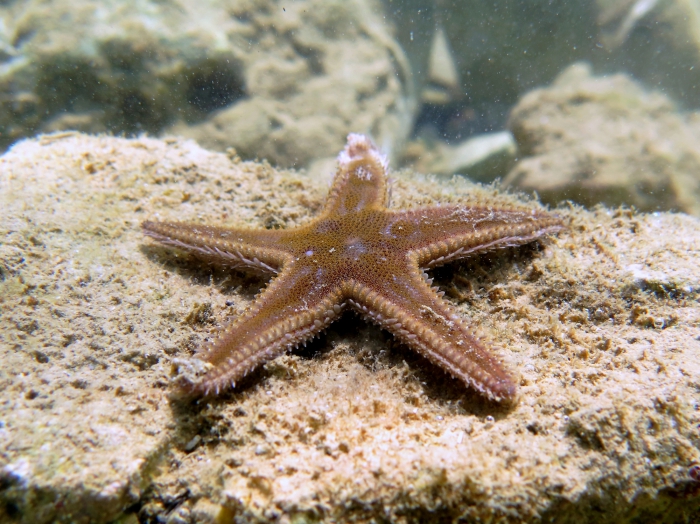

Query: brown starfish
left=143, top=134, right=564, bottom=401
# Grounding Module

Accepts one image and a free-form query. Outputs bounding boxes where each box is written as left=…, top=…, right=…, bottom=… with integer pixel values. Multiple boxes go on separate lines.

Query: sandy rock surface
left=1, top=133, right=699, bottom=523
left=505, top=63, right=700, bottom=217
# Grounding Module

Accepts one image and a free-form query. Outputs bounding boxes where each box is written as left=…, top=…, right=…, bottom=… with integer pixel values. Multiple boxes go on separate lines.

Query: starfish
left=143, top=134, right=564, bottom=401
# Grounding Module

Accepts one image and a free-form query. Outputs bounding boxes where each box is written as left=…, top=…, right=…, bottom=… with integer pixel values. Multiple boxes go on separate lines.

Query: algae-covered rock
left=0, top=0, right=413, bottom=168
left=1, top=133, right=699, bottom=523
left=505, top=63, right=700, bottom=216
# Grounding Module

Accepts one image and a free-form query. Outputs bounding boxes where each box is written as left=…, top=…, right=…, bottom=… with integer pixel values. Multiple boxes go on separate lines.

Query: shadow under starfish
left=143, top=134, right=565, bottom=402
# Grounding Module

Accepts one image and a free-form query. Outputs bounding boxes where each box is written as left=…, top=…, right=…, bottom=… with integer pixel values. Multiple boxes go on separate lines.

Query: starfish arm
left=142, top=220, right=292, bottom=273
left=385, top=205, right=565, bottom=268
left=322, top=133, right=390, bottom=216
left=345, top=268, right=517, bottom=401
left=189, top=264, right=345, bottom=395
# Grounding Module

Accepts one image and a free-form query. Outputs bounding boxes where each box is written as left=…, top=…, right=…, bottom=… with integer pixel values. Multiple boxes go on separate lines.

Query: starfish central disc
left=143, top=133, right=565, bottom=401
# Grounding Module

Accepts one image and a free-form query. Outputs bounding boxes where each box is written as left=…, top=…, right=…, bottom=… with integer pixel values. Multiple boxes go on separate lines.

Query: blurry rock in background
left=171, top=0, right=416, bottom=168
left=504, top=63, right=700, bottom=216
left=401, top=131, right=516, bottom=183
left=388, top=1, right=600, bottom=142
left=421, top=25, right=460, bottom=106
left=388, top=0, right=700, bottom=214
left=0, top=0, right=414, bottom=168
left=389, top=0, right=700, bottom=136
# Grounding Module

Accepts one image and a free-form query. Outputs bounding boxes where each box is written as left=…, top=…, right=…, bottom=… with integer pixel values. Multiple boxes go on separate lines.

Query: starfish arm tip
left=489, top=378, right=518, bottom=403
left=338, top=133, right=389, bottom=172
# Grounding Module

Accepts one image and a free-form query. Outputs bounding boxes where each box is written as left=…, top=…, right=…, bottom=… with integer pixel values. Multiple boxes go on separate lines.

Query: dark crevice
left=184, top=59, right=246, bottom=117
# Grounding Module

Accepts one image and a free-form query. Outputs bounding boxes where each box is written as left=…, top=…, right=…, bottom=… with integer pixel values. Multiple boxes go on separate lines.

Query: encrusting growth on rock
left=143, top=134, right=565, bottom=401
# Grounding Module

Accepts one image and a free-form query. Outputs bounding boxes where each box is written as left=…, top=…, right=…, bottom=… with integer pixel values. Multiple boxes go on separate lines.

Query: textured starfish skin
left=143, top=134, right=564, bottom=401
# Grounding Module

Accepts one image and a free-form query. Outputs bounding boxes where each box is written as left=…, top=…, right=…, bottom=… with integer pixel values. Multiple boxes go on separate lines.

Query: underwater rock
left=0, top=0, right=413, bottom=168
left=1, top=133, right=699, bottom=522
left=422, top=25, right=461, bottom=105
left=505, top=62, right=700, bottom=216
left=386, top=0, right=700, bottom=152
left=169, top=0, right=414, bottom=168
left=405, top=131, right=517, bottom=182
left=386, top=0, right=600, bottom=135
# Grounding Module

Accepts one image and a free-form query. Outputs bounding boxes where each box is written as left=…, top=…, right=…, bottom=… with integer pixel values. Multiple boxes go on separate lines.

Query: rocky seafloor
left=0, top=133, right=699, bottom=523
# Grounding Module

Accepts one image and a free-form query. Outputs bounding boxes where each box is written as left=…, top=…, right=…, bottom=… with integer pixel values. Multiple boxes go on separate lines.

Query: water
left=1, top=0, right=699, bottom=213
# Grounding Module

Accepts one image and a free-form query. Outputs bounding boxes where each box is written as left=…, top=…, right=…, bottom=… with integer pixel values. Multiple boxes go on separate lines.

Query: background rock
left=387, top=0, right=700, bottom=142
left=1, top=134, right=699, bottom=522
left=0, top=0, right=413, bottom=167
left=401, top=131, right=517, bottom=182
left=504, top=63, right=700, bottom=216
